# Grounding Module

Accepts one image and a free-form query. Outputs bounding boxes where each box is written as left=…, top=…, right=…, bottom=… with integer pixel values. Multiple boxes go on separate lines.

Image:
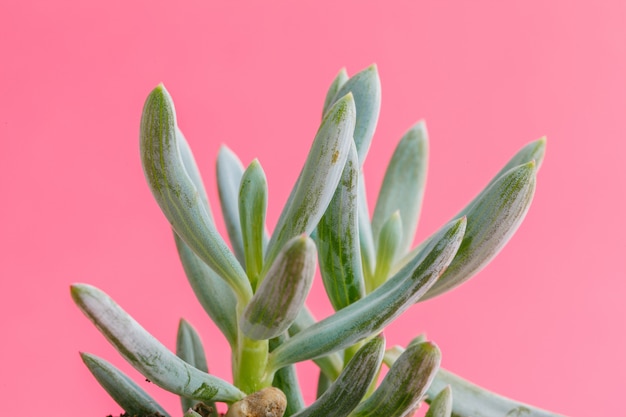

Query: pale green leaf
left=327, top=65, right=381, bottom=164
left=425, top=385, right=452, bottom=417
left=239, top=159, right=268, bottom=288
left=177, top=127, right=213, bottom=222
left=289, top=307, right=344, bottom=380
left=370, top=211, right=403, bottom=292
left=421, top=161, right=537, bottom=300
left=174, top=232, right=238, bottom=347
left=80, top=352, right=170, bottom=417
left=177, top=319, right=212, bottom=413
left=268, top=217, right=465, bottom=371
left=71, top=284, right=245, bottom=403
left=316, top=372, right=332, bottom=399
left=242, top=236, right=317, bottom=340
left=371, top=121, right=428, bottom=255
left=269, top=336, right=305, bottom=417
left=183, top=410, right=203, bottom=417
left=358, top=171, right=376, bottom=281
left=317, top=141, right=365, bottom=310
left=427, top=368, right=566, bottom=417
left=217, top=145, right=247, bottom=267
left=140, top=85, right=251, bottom=301
left=350, top=342, right=441, bottom=417
left=293, top=336, right=385, bottom=417
left=323, top=68, right=349, bottom=117
left=263, top=93, right=356, bottom=277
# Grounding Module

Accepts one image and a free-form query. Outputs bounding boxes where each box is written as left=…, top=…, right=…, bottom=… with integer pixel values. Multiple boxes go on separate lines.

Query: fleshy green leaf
left=350, top=342, right=441, bottom=417
left=371, top=121, right=428, bottom=255
left=71, top=284, right=245, bottom=403
left=183, top=410, right=203, bottom=417
left=140, top=85, right=251, bottom=302
left=217, top=145, right=247, bottom=267
left=427, top=368, right=566, bottom=417
left=327, top=65, right=381, bottom=164
left=268, top=217, right=465, bottom=371
left=293, top=336, right=385, bottom=417
left=358, top=171, right=376, bottom=281
left=269, top=336, right=305, bottom=417
left=174, top=232, right=238, bottom=347
left=316, top=372, right=332, bottom=399
left=289, top=307, right=343, bottom=380
left=177, top=319, right=212, bottom=413
left=239, top=159, right=268, bottom=289
left=177, top=127, right=214, bottom=222
left=369, top=211, right=403, bottom=292
left=421, top=161, right=537, bottom=300
left=80, top=352, right=170, bottom=417
left=317, top=141, right=365, bottom=310
left=263, top=93, right=356, bottom=278
left=425, top=385, right=452, bottom=417
left=323, top=68, right=349, bottom=117
left=242, top=235, right=317, bottom=340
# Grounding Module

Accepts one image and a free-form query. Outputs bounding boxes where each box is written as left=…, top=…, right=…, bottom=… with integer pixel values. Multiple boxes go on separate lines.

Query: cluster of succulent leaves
left=72, top=65, right=565, bottom=417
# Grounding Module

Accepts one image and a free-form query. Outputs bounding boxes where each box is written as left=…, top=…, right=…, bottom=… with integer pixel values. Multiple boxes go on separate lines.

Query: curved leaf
left=177, top=127, right=213, bottom=222
left=239, top=159, right=268, bottom=288
left=317, top=141, right=365, bottom=310
left=421, top=161, right=537, bottom=300
left=140, top=85, right=251, bottom=301
left=270, top=336, right=305, bottom=417
left=217, top=145, right=247, bottom=267
left=263, top=92, right=356, bottom=277
left=71, top=284, right=245, bottom=403
left=268, top=217, right=465, bottom=371
left=177, top=319, right=212, bottom=413
left=174, top=232, right=238, bottom=347
left=80, top=352, right=170, bottom=417
left=370, top=211, right=403, bottom=292
left=242, top=235, right=317, bottom=340
left=358, top=171, right=376, bottom=280
left=371, top=121, right=428, bottom=255
left=293, top=336, right=385, bottom=417
left=427, top=368, right=566, bottom=417
left=323, top=68, right=349, bottom=117
left=425, top=385, right=452, bottom=417
left=327, top=65, right=381, bottom=164
left=350, top=342, right=440, bottom=417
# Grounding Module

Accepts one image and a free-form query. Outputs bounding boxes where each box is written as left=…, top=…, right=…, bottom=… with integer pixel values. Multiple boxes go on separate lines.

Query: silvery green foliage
left=72, top=65, right=566, bottom=417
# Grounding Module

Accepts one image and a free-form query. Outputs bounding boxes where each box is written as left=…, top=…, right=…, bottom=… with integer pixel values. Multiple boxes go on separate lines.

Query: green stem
left=233, top=302, right=271, bottom=393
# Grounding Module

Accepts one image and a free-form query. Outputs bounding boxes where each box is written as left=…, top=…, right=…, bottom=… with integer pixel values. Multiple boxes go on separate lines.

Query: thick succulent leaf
left=383, top=346, right=404, bottom=367
left=263, top=93, right=356, bottom=277
left=358, top=172, right=376, bottom=280
left=242, top=236, right=317, bottom=340
left=322, top=68, right=349, bottom=117
left=239, top=159, right=268, bottom=288
left=177, top=319, right=212, bottom=413
left=350, top=342, right=441, bottom=417
left=427, top=369, right=566, bottom=417
left=293, top=336, right=385, bottom=417
left=371, top=122, right=428, bottom=255
left=269, top=336, right=305, bottom=417
left=174, top=232, right=238, bottom=347
left=80, top=352, right=170, bottom=417
left=289, top=307, right=344, bottom=380
left=177, top=127, right=214, bottom=222
left=425, top=385, right=452, bottom=417
left=71, top=284, right=245, bottom=403
left=327, top=65, right=381, bottom=164
left=184, top=410, right=203, bottom=417
left=140, top=85, right=251, bottom=301
left=268, top=217, right=465, bottom=371
left=316, top=372, right=332, bottom=399
left=421, top=161, right=537, bottom=300
left=370, top=211, right=403, bottom=292
left=317, top=141, right=365, bottom=310
left=217, top=145, right=247, bottom=267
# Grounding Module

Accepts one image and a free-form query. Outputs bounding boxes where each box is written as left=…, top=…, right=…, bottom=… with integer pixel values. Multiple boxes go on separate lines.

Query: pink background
left=1, top=1, right=624, bottom=415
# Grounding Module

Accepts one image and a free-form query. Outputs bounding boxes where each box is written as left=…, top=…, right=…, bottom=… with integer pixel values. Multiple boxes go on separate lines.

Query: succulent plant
left=72, top=65, right=566, bottom=417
